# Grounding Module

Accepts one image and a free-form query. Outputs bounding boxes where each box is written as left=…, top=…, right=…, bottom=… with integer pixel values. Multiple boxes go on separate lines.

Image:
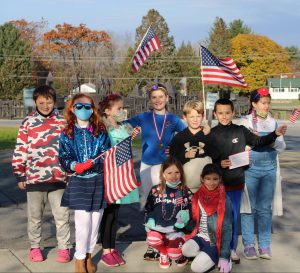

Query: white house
left=71, top=83, right=96, bottom=94
left=267, top=78, right=300, bottom=100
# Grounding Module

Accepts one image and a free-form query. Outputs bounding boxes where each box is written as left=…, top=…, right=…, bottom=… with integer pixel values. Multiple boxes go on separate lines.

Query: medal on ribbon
left=152, top=111, right=167, bottom=150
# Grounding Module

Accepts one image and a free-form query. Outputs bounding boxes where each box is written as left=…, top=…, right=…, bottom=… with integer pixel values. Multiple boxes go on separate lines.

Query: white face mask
left=112, top=110, right=127, bottom=122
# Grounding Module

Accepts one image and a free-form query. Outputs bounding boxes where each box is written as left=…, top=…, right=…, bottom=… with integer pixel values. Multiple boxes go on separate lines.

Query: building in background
left=267, top=78, right=300, bottom=100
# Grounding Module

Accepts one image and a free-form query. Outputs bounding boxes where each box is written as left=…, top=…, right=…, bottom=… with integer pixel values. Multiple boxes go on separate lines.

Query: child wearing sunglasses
left=59, top=93, right=111, bottom=273
left=126, top=83, right=186, bottom=261
left=97, top=93, right=140, bottom=267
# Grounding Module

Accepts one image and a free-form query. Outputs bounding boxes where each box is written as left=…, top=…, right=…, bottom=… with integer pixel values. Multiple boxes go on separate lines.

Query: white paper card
left=229, top=151, right=250, bottom=169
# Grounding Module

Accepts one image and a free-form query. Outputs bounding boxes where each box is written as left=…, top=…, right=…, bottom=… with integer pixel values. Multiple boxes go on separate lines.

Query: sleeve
left=174, top=116, right=187, bottom=132
left=220, top=197, right=233, bottom=260
left=94, top=132, right=111, bottom=166
left=11, top=119, right=29, bottom=182
left=169, top=134, right=187, bottom=164
left=144, top=189, right=156, bottom=223
left=272, top=122, right=286, bottom=153
left=242, top=125, right=277, bottom=147
left=58, top=132, right=77, bottom=173
left=126, top=113, right=142, bottom=128
left=204, top=133, right=220, bottom=161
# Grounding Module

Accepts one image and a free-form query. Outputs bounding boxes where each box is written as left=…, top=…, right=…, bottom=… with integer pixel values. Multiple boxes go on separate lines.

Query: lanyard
left=152, top=111, right=167, bottom=147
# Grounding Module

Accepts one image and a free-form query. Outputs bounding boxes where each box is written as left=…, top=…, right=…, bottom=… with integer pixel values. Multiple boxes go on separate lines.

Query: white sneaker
left=230, top=250, right=240, bottom=264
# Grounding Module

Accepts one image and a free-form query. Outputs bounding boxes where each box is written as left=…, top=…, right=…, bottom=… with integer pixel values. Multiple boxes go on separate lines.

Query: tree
left=176, top=42, right=201, bottom=94
left=229, top=19, right=252, bottom=39
left=285, top=46, right=300, bottom=74
left=11, top=19, right=49, bottom=86
left=39, top=23, right=111, bottom=93
left=206, top=17, right=231, bottom=96
left=114, top=9, right=180, bottom=94
left=231, top=34, right=291, bottom=91
left=0, top=23, right=34, bottom=99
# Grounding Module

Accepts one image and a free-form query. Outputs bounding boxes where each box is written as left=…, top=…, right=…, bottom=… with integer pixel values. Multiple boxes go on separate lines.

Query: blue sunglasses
left=73, top=103, right=92, bottom=110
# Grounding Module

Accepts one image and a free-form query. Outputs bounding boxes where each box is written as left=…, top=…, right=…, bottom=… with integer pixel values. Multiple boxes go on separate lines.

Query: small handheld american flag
left=104, top=136, right=140, bottom=204
left=289, top=109, right=300, bottom=123
left=132, top=26, right=161, bottom=73
left=175, top=191, right=183, bottom=207
left=251, top=110, right=257, bottom=127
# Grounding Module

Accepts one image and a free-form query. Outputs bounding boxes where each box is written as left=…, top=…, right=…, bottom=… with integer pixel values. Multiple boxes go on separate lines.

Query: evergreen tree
left=285, top=46, right=300, bottom=73
left=206, top=17, right=231, bottom=96
left=0, top=23, right=34, bottom=99
left=114, top=9, right=180, bottom=95
left=176, top=42, right=201, bottom=94
left=229, top=19, right=252, bottom=39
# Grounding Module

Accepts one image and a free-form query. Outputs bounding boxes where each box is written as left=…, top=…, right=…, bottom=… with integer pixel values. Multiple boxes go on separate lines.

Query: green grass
left=0, top=127, right=18, bottom=150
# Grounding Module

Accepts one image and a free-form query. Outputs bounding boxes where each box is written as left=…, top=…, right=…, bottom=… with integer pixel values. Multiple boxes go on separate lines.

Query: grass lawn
left=0, top=127, right=18, bottom=150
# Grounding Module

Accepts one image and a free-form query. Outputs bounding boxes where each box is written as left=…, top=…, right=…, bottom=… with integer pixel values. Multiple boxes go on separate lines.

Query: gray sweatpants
left=27, top=189, right=71, bottom=249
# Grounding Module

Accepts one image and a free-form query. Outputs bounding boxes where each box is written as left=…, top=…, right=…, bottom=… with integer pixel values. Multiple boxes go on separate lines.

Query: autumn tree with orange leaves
left=40, top=23, right=111, bottom=92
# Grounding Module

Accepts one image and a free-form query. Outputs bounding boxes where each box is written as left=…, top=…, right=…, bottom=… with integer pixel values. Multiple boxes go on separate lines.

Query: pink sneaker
left=56, top=249, right=71, bottom=263
left=29, top=248, right=44, bottom=262
left=100, top=253, right=119, bottom=267
left=111, top=249, right=126, bottom=265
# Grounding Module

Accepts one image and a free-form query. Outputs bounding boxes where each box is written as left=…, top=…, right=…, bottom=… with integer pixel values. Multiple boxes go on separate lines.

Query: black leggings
left=99, top=204, right=120, bottom=249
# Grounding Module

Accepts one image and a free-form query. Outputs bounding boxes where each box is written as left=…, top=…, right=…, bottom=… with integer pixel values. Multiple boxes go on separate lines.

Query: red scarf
left=192, top=184, right=226, bottom=255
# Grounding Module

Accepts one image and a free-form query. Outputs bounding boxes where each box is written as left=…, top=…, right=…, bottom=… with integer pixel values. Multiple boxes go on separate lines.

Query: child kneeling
left=182, top=164, right=232, bottom=273
left=144, top=157, right=193, bottom=269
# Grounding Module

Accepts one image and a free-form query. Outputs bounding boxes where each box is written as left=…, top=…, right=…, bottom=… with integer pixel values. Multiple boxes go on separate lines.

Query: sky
left=1, top=0, right=300, bottom=49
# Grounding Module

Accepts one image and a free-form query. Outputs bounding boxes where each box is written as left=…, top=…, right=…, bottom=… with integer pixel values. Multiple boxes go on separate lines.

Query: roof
left=267, top=78, right=300, bottom=88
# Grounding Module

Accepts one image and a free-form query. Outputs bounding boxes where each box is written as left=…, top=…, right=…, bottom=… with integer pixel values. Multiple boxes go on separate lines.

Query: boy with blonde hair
left=169, top=100, right=218, bottom=192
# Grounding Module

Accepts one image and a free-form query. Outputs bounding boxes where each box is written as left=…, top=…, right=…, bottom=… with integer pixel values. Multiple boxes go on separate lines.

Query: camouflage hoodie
left=12, top=109, right=66, bottom=185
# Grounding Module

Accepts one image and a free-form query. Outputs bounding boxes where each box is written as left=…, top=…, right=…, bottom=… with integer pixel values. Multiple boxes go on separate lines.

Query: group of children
left=12, top=83, right=287, bottom=273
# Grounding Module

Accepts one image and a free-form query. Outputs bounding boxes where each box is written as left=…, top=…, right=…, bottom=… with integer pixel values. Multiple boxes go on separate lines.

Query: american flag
left=132, top=26, right=161, bottom=73
left=200, top=46, right=248, bottom=88
left=251, top=110, right=257, bottom=126
left=289, top=109, right=300, bottom=123
left=104, top=136, right=140, bottom=204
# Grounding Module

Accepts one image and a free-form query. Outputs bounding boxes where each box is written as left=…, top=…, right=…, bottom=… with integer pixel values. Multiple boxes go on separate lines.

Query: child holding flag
left=97, top=93, right=140, bottom=267
left=59, top=93, right=110, bottom=273
left=239, top=88, right=286, bottom=260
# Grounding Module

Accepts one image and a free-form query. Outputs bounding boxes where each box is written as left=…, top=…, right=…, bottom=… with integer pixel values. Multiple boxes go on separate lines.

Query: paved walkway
left=0, top=120, right=300, bottom=272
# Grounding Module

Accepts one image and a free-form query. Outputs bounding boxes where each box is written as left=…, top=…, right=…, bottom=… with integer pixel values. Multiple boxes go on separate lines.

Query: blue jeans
left=226, top=189, right=243, bottom=251
left=241, top=165, right=276, bottom=248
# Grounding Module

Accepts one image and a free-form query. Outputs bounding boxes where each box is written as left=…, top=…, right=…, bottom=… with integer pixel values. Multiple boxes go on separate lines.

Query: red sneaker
left=56, top=249, right=71, bottom=263
left=159, top=253, right=170, bottom=269
left=29, top=248, right=44, bottom=262
left=111, top=249, right=126, bottom=265
left=100, top=253, right=119, bottom=267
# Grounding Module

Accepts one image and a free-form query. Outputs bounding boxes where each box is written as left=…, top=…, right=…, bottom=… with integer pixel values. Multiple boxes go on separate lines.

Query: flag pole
left=199, top=44, right=207, bottom=117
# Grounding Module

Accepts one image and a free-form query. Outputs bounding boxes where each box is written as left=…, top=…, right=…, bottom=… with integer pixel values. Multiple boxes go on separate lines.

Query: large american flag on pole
left=104, top=136, right=140, bottom=204
left=200, top=46, right=248, bottom=88
left=132, top=26, right=161, bottom=73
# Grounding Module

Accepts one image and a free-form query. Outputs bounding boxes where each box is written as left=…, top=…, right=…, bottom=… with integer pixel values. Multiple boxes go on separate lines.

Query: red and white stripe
left=104, top=146, right=140, bottom=204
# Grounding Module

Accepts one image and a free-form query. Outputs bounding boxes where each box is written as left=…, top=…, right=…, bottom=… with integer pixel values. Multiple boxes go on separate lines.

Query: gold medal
left=157, top=143, right=164, bottom=149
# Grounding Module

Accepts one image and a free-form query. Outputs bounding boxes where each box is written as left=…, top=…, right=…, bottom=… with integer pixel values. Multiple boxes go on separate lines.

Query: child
left=182, top=163, right=232, bottom=273
left=12, top=85, right=71, bottom=263
left=169, top=100, right=219, bottom=192
left=98, top=93, right=140, bottom=267
left=240, top=88, right=286, bottom=260
left=126, top=82, right=186, bottom=260
left=144, top=157, right=193, bottom=269
left=59, top=93, right=110, bottom=273
left=210, top=98, right=287, bottom=264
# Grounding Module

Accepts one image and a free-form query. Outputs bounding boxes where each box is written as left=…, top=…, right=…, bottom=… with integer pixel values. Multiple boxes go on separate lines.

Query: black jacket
left=211, top=123, right=277, bottom=189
